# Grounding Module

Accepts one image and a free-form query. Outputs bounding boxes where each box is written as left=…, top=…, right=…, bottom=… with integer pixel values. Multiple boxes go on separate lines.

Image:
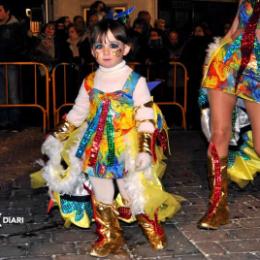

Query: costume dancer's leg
left=198, top=90, right=236, bottom=229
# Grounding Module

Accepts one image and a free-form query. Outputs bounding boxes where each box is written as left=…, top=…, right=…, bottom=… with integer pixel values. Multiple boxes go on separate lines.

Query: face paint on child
left=91, top=30, right=130, bottom=68
left=112, top=48, right=123, bottom=57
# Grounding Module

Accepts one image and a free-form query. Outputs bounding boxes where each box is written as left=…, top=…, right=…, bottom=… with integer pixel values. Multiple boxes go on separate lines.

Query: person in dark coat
left=180, top=24, right=213, bottom=129
left=0, top=0, right=27, bottom=130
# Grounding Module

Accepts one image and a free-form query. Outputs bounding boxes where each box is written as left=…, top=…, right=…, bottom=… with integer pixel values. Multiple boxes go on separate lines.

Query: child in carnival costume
left=33, top=18, right=183, bottom=257
left=198, top=0, right=260, bottom=230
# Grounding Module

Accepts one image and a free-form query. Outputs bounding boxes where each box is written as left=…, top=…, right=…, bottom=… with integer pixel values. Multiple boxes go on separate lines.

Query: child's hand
left=135, top=152, right=152, bottom=171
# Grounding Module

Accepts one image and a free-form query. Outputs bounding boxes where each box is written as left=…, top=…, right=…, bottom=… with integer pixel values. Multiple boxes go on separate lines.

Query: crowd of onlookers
left=0, top=0, right=231, bottom=130
left=0, top=0, right=227, bottom=69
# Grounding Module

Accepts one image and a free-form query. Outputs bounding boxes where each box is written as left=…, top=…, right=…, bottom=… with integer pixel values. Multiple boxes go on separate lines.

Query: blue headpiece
left=106, top=7, right=135, bottom=23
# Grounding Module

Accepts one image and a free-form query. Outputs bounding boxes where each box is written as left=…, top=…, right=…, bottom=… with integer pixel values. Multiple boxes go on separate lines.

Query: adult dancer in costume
left=32, top=18, right=183, bottom=257
left=198, top=0, right=260, bottom=230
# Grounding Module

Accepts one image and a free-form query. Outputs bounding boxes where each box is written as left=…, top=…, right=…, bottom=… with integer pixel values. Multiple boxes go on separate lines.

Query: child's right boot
left=90, top=199, right=125, bottom=257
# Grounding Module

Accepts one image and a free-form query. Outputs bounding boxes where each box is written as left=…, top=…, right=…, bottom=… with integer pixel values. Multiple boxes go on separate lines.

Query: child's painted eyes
left=110, top=43, right=120, bottom=49
left=93, top=42, right=121, bottom=50
left=94, top=43, right=103, bottom=50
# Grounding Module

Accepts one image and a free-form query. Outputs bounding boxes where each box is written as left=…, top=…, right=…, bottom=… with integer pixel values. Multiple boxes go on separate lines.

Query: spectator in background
left=56, top=16, right=71, bottom=30
left=55, top=16, right=71, bottom=43
left=73, top=15, right=86, bottom=35
left=87, top=13, right=99, bottom=34
left=193, top=24, right=205, bottom=37
left=137, top=10, right=152, bottom=31
left=165, top=29, right=185, bottom=115
left=66, top=23, right=94, bottom=70
left=66, top=24, right=85, bottom=65
left=0, top=0, right=27, bottom=131
left=145, top=28, right=169, bottom=65
left=145, top=28, right=169, bottom=101
left=31, top=21, right=68, bottom=69
left=127, top=18, right=148, bottom=63
left=223, top=22, right=231, bottom=35
left=180, top=23, right=213, bottom=129
left=89, top=1, right=109, bottom=21
left=200, top=22, right=212, bottom=37
left=63, top=24, right=91, bottom=99
left=154, top=18, right=166, bottom=32
left=167, top=30, right=183, bottom=61
left=154, top=18, right=168, bottom=44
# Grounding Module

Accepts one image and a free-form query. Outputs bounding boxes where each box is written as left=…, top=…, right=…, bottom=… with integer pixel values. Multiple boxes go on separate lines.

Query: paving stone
left=220, top=239, right=260, bottom=253
left=226, top=228, right=260, bottom=240
left=210, top=252, right=260, bottom=260
left=180, top=228, right=231, bottom=242
left=0, top=224, right=27, bottom=236
left=171, top=255, right=207, bottom=260
left=28, top=241, right=77, bottom=256
left=195, top=241, right=227, bottom=255
left=52, top=229, right=96, bottom=243
left=7, top=230, right=52, bottom=245
left=11, top=257, right=52, bottom=260
left=238, top=218, right=260, bottom=228
left=0, top=129, right=260, bottom=259
left=55, top=255, right=94, bottom=260
left=0, top=244, right=27, bottom=257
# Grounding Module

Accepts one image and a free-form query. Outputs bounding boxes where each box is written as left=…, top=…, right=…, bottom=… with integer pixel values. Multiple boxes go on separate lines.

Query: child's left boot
left=136, top=213, right=166, bottom=250
left=90, top=200, right=125, bottom=257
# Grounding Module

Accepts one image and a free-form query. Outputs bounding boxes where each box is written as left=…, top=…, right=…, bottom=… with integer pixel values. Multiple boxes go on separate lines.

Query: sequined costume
left=202, top=0, right=260, bottom=102
left=197, top=1, right=260, bottom=230
left=76, top=71, right=144, bottom=179
left=32, top=62, right=183, bottom=228
left=200, top=0, right=260, bottom=187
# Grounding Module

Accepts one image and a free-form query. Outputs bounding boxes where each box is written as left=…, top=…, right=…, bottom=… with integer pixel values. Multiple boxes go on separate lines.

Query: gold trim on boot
left=136, top=213, right=166, bottom=250
left=198, top=155, right=229, bottom=230
left=90, top=200, right=124, bottom=257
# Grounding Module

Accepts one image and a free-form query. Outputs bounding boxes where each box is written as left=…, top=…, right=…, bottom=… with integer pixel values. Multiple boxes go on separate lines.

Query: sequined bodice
left=76, top=71, right=141, bottom=162
left=87, top=78, right=136, bottom=132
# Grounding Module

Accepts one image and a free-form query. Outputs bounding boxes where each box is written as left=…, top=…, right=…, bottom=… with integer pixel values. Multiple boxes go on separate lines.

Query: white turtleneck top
left=66, top=60, right=155, bottom=132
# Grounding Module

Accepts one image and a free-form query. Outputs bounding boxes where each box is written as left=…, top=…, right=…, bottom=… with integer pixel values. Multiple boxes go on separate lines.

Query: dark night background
left=9, top=0, right=237, bottom=36
left=158, top=0, right=237, bottom=36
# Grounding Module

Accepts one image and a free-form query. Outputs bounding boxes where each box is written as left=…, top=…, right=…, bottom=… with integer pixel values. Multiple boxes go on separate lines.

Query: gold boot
left=136, top=213, right=166, bottom=250
left=198, top=155, right=229, bottom=230
left=90, top=200, right=124, bottom=257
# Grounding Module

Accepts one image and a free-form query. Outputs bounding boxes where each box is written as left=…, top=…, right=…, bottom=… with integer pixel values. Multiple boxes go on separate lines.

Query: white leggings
left=89, top=176, right=130, bottom=205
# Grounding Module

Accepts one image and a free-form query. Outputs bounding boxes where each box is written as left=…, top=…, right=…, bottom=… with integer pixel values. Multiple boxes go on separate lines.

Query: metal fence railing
left=51, top=61, right=189, bottom=129
left=0, top=61, right=189, bottom=131
left=0, top=62, right=50, bottom=132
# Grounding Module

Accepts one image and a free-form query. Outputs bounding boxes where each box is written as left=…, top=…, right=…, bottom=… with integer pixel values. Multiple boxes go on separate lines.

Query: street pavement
left=0, top=128, right=260, bottom=260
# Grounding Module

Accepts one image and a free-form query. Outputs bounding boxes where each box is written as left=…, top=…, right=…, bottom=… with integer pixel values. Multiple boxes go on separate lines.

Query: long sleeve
left=66, top=80, right=90, bottom=127
left=133, top=77, right=155, bottom=133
